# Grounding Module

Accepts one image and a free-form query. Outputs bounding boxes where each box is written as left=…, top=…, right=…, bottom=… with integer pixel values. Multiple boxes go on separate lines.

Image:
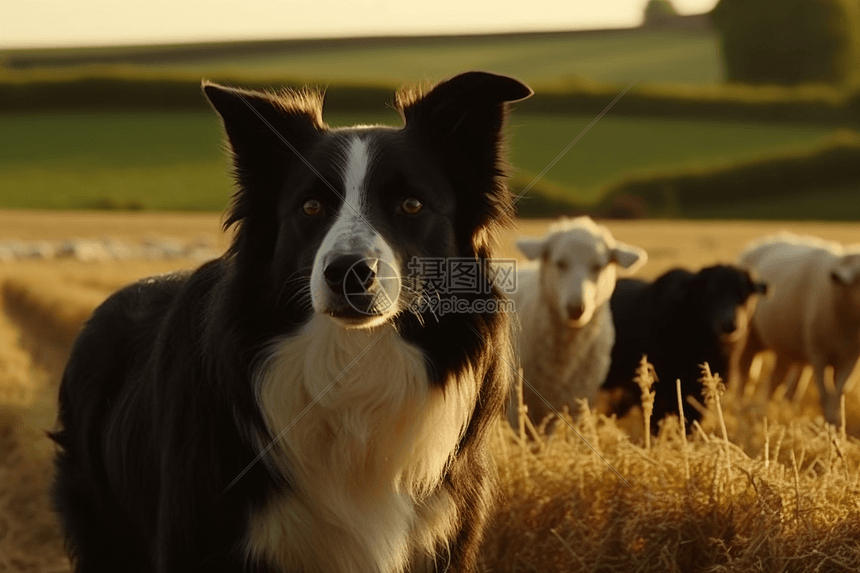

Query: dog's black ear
left=398, top=71, right=532, bottom=140
left=203, top=81, right=323, bottom=159
left=202, top=82, right=325, bottom=233
left=397, top=72, right=533, bottom=251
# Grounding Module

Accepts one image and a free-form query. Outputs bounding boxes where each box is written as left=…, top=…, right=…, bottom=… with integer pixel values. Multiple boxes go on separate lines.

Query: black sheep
left=602, top=265, right=767, bottom=433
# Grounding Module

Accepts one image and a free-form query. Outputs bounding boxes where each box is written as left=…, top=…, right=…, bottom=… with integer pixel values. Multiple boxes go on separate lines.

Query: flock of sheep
left=510, top=217, right=860, bottom=432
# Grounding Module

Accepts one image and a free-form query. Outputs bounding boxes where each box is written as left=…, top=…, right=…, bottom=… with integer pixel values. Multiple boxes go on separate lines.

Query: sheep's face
left=518, top=226, right=646, bottom=328
left=831, top=252, right=860, bottom=315
left=692, top=266, right=768, bottom=342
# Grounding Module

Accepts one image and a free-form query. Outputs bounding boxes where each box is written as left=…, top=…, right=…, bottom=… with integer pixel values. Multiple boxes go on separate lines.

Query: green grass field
left=2, top=28, right=724, bottom=87
left=508, top=114, right=837, bottom=203
left=0, top=110, right=838, bottom=211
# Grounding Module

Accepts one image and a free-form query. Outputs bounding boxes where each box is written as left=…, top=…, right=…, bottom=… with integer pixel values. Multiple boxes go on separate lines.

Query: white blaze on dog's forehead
left=340, top=136, right=372, bottom=213
left=315, top=135, right=376, bottom=254
left=310, top=133, right=401, bottom=323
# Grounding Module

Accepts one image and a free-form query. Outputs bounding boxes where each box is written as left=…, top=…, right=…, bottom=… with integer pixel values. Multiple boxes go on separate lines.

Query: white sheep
left=510, top=216, right=647, bottom=424
left=735, top=233, right=860, bottom=425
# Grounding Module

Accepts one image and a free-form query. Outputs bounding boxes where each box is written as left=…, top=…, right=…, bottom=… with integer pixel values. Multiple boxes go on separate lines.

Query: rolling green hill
left=0, top=110, right=836, bottom=212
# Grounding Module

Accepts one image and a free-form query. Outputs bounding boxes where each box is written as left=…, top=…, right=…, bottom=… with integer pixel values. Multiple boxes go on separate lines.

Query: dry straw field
left=2, top=211, right=860, bottom=572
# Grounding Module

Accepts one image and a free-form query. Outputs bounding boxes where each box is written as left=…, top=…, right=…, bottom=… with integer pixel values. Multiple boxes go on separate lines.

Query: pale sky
left=0, top=0, right=719, bottom=49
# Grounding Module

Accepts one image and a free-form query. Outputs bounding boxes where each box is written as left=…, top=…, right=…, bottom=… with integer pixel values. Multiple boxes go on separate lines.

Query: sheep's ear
left=611, top=243, right=647, bottom=273
left=831, top=254, right=860, bottom=285
left=516, top=236, right=546, bottom=261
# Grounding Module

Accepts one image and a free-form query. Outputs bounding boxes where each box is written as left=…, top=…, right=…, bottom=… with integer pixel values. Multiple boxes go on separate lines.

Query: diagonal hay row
left=0, top=409, right=70, bottom=573
left=0, top=307, right=37, bottom=409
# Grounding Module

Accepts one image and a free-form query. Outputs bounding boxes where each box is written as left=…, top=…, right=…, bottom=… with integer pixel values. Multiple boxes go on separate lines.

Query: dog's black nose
left=324, top=255, right=377, bottom=294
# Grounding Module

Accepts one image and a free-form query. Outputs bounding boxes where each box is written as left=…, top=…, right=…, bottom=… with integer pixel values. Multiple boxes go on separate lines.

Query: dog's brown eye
left=302, top=199, right=323, bottom=217
left=401, top=197, right=423, bottom=215
left=556, top=260, right=568, bottom=271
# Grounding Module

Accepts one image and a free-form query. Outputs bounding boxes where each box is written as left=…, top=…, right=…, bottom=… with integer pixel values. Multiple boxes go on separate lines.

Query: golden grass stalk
left=841, top=394, right=847, bottom=442
left=677, top=378, right=690, bottom=481
left=514, top=367, right=531, bottom=478
left=700, top=362, right=732, bottom=491
left=634, top=355, right=656, bottom=450
left=764, top=417, right=770, bottom=472
left=516, top=368, right=526, bottom=443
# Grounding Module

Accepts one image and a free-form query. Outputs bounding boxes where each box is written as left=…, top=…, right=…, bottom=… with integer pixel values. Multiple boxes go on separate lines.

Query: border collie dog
left=51, top=71, right=531, bottom=573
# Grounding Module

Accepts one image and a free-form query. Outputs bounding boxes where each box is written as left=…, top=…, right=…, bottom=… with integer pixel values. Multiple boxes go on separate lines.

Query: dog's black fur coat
left=51, top=71, right=531, bottom=572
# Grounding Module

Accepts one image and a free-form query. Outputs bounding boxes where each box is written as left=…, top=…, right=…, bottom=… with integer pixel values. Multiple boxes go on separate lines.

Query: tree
left=644, top=0, right=679, bottom=26
left=710, top=0, right=860, bottom=85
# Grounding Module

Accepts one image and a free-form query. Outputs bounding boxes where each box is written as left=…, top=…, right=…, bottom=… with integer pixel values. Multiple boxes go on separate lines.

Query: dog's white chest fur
left=247, top=315, right=474, bottom=573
